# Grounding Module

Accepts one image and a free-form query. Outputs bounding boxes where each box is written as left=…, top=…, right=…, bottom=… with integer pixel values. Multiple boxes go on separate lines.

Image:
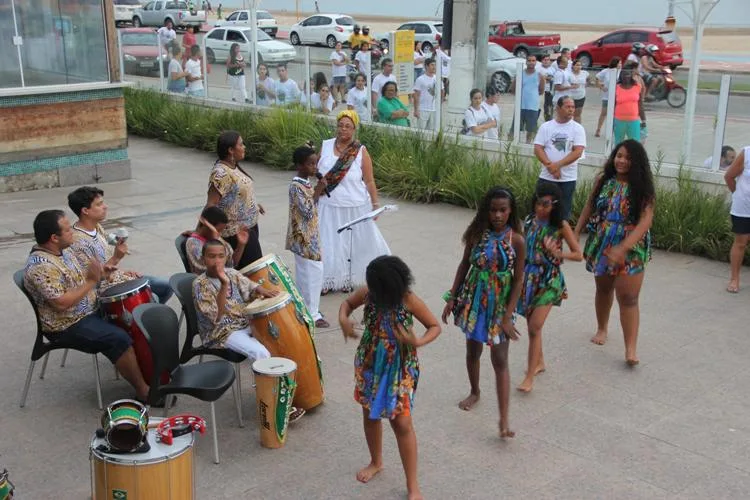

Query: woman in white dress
left=317, top=110, right=390, bottom=292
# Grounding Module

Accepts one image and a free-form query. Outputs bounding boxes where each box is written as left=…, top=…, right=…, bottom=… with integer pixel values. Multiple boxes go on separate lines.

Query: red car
left=571, top=28, right=684, bottom=69
left=488, top=21, right=561, bottom=58
left=120, top=27, right=169, bottom=76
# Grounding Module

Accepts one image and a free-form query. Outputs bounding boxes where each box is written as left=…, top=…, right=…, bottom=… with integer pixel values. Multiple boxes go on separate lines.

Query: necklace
left=334, top=139, right=350, bottom=154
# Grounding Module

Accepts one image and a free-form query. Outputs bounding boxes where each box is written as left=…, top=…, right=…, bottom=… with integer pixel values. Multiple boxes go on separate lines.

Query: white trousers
left=229, top=74, right=247, bottom=102
left=417, top=110, right=435, bottom=130
left=294, top=254, right=324, bottom=321
left=225, top=327, right=270, bottom=362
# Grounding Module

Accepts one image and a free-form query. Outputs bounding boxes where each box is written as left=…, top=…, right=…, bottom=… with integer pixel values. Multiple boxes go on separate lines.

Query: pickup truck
left=488, top=21, right=561, bottom=59
left=132, top=0, right=206, bottom=31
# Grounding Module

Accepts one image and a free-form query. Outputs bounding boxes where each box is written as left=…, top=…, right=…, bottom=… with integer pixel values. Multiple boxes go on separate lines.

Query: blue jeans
left=50, top=314, right=132, bottom=363
left=537, top=178, right=577, bottom=221
left=145, top=275, right=173, bottom=304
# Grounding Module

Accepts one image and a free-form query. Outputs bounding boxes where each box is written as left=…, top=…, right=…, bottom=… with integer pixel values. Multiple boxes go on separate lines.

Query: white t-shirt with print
left=413, top=74, right=438, bottom=112
left=481, top=101, right=501, bottom=140
left=185, top=58, right=203, bottom=91
left=346, top=86, right=370, bottom=121
left=355, top=51, right=371, bottom=76
left=534, top=119, right=587, bottom=182
left=330, top=50, right=347, bottom=78
left=464, top=105, right=492, bottom=138
left=275, top=79, right=300, bottom=105
left=157, top=26, right=176, bottom=47
left=371, top=73, right=396, bottom=99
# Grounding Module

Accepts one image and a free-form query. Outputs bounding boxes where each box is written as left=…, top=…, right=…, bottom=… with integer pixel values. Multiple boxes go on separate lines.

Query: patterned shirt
left=285, top=177, right=321, bottom=261
left=24, top=247, right=97, bottom=333
left=185, top=233, right=234, bottom=274
left=208, top=161, right=258, bottom=237
left=193, top=269, right=259, bottom=346
left=69, top=223, right=130, bottom=289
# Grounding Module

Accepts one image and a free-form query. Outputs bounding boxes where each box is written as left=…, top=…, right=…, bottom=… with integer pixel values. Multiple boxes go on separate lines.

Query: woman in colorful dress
left=575, top=139, right=655, bottom=366
left=317, top=110, right=390, bottom=292
left=442, top=187, right=525, bottom=438
left=516, top=183, right=582, bottom=393
left=203, top=130, right=265, bottom=269
left=339, top=255, right=441, bottom=500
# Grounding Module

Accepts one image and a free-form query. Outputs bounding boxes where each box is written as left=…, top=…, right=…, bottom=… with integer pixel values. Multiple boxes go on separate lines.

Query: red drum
left=100, top=278, right=167, bottom=384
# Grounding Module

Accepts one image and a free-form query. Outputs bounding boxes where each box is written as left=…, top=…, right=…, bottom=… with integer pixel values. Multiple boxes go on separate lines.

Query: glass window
left=416, top=24, right=430, bottom=34
left=227, top=11, right=238, bottom=20
left=238, top=12, right=248, bottom=21
left=155, top=2, right=162, bottom=10
left=115, top=0, right=142, bottom=4
left=434, top=23, right=442, bottom=33
left=207, top=28, right=225, bottom=40
left=257, top=11, right=272, bottom=20
left=0, top=0, right=22, bottom=88
left=239, top=28, right=270, bottom=41
left=143, top=2, right=154, bottom=10
left=335, top=17, right=352, bottom=26
left=226, top=30, right=246, bottom=43
left=602, top=32, right=627, bottom=44
left=628, top=31, right=649, bottom=43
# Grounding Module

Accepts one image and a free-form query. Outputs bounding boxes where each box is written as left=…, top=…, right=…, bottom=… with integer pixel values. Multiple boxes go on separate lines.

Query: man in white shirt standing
left=412, top=58, right=441, bottom=130
left=185, top=45, right=205, bottom=97
left=538, top=54, right=556, bottom=121
left=275, top=63, right=301, bottom=106
left=371, top=58, right=396, bottom=121
left=533, top=96, right=586, bottom=220
left=157, top=19, right=176, bottom=51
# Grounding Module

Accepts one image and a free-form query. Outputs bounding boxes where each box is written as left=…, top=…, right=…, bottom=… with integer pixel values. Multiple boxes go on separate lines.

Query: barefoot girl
left=442, top=187, right=525, bottom=438
left=516, top=183, right=582, bottom=393
left=574, top=139, right=655, bottom=365
left=339, top=255, right=441, bottom=500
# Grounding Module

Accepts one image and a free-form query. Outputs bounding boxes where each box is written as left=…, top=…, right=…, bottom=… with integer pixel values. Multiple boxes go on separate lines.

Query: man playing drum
left=23, top=210, right=150, bottom=402
left=67, top=187, right=173, bottom=303
left=193, top=240, right=305, bottom=420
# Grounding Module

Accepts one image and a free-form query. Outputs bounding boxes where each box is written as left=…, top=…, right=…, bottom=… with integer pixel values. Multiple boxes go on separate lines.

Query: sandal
left=315, top=318, right=330, bottom=328
left=288, top=407, right=305, bottom=423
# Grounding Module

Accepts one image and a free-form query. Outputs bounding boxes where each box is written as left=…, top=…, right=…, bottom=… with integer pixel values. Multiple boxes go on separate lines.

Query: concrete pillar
left=444, top=0, right=478, bottom=130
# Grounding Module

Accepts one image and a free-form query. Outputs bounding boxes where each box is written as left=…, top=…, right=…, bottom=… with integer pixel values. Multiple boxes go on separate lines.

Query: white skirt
left=318, top=202, right=391, bottom=291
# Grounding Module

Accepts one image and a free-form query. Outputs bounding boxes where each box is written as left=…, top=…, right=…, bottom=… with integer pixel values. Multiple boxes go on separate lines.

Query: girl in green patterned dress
left=339, top=256, right=441, bottom=500
left=442, top=187, right=526, bottom=438
left=517, top=183, right=582, bottom=393
left=574, top=139, right=655, bottom=366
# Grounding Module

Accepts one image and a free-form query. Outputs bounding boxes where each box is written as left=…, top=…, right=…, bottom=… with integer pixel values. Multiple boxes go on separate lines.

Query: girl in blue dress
left=442, top=187, right=526, bottom=438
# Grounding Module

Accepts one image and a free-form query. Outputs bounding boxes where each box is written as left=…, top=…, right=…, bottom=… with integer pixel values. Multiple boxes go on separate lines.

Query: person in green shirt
left=377, top=81, right=410, bottom=127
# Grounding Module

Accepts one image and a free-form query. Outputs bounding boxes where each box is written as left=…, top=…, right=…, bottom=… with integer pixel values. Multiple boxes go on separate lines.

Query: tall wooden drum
left=252, top=357, right=298, bottom=449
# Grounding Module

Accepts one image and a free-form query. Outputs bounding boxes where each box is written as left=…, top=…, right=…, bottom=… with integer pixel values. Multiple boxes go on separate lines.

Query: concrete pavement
left=1, top=136, right=750, bottom=498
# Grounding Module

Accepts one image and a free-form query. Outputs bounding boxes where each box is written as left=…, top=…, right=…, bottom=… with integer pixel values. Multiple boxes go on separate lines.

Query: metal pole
left=366, top=50, right=373, bottom=123
left=435, top=51, right=442, bottom=132
left=668, top=0, right=676, bottom=16
left=604, top=67, right=617, bottom=153
left=117, top=29, right=125, bottom=84
left=158, top=35, right=165, bottom=92
left=305, top=46, right=311, bottom=112
left=250, top=0, right=258, bottom=104
left=202, top=37, right=209, bottom=98
left=512, top=61, right=522, bottom=143
left=710, top=74, right=731, bottom=172
left=10, top=0, right=25, bottom=87
left=473, top=0, right=489, bottom=92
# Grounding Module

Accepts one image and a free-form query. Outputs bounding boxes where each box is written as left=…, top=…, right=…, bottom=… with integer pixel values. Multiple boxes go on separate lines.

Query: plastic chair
left=169, top=272, right=246, bottom=427
left=13, top=270, right=104, bottom=409
left=133, top=303, right=236, bottom=464
left=174, top=234, right=191, bottom=273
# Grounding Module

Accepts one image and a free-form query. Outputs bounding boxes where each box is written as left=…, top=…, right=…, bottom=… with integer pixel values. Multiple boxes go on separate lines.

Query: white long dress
left=317, top=138, right=391, bottom=290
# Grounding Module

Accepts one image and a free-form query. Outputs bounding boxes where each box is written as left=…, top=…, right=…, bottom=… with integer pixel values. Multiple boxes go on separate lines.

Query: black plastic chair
left=169, top=272, right=247, bottom=423
left=174, top=234, right=191, bottom=273
left=133, top=303, right=236, bottom=464
left=13, top=270, right=104, bottom=409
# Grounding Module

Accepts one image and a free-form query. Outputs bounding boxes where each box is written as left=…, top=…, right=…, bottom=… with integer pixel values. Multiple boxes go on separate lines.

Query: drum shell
left=90, top=425, right=194, bottom=500
left=252, top=363, right=297, bottom=449
left=248, top=301, right=324, bottom=410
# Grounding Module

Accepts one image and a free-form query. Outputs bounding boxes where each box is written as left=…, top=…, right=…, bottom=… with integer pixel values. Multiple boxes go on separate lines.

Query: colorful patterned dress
left=354, top=299, right=419, bottom=420
left=517, top=215, right=568, bottom=317
left=453, top=228, right=516, bottom=345
left=584, top=178, right=652, bottom=276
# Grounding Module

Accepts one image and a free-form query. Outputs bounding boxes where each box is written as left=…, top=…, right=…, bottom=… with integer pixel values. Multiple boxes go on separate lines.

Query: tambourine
left=156, top=415, right=206, bottom=445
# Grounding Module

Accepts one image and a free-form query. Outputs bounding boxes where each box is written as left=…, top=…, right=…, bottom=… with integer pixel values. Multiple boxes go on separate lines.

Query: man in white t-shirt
left=354, top=41, right=372, bottom=77
left=533, top=96, right=586, bottom=220
left=184, top=45, right=204, bottom=97
left=371, top=58, right=396, bottom=121
left=552, top=55, right=572, bottom=104
left=537, top=54, right=556, bottom=121
left=157, top=19, right=176, bottom=50
left=412, top=58, right=442, bottom=130
left=275, top=64, right=301, bottom=106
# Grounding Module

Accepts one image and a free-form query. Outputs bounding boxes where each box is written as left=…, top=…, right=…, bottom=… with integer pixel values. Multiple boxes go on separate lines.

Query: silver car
left=486, top=43, right=525, bottom=94
left=204, top=27, right=296, bottom=65
left=377, top=20, right=443, bottom=53
left=289, top=14, right=355, bottom=48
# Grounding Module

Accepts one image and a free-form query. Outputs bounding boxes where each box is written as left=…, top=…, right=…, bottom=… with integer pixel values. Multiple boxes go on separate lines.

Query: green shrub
left=124, top=88, right=742, bottom=264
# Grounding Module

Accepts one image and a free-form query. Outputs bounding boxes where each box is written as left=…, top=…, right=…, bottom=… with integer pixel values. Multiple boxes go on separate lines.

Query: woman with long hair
left=256, top=63, right=275, bottom=106
left=567, top=59, right=589, bottom=124
left=464, top=88, right=494, bottom=138
left=595, top=56, right=621, bottom=137
left=613, top=62, right=646, bottom=144
left=575, top=139, right=655, bottom=366
left=226, top=42, right=248, bottom=103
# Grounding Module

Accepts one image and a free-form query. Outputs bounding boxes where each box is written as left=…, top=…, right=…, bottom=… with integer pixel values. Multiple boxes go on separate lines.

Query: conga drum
left=252, top=357, right=297, bottom=449
left=90, top=419, right=195, bottom=500
left=99, top=278, right=168, bottom=384
left=245, top=293, right=324, bottom=410
left=239, top=254, right=314, bottom=332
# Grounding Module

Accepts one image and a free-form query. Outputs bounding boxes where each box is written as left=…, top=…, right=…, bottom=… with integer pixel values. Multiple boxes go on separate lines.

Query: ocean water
left=218, top=0, right=750, bottom=28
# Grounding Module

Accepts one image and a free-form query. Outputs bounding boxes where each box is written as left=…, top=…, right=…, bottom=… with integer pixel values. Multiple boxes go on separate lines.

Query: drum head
left=253, top=357, right=297, bottom=376
left=245, top=292, right=291, bottom=317
left=239, top=253, right=278, bottom=275
left=91, top=418, right=194, bottom=464
left=100, top=278, right=149, bottom=298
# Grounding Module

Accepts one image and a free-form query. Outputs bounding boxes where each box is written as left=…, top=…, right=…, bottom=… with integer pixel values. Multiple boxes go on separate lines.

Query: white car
left=377, top=20, right=442, bottom=53
left=204, top=26, right=296, bottom=65
left=214, top=9, right=278, bottom=37
left=486, top=43, right=525, bottom=94
left=289, top=13, right=355, bottom=48
left=114, top=0, right=142, bottom=26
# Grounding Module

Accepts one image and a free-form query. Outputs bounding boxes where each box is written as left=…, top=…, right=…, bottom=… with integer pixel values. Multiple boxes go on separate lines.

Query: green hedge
left=124, top=88, right=741, bottom=263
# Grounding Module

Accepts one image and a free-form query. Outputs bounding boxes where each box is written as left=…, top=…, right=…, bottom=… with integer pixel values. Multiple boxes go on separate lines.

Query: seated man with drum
left=66, top=186, right=173, bottom=304
left=193, top=240, right=306, bottom=420
left=186, top=206, right=247, bottom=274
left=24, top=210, right=151, bottom=402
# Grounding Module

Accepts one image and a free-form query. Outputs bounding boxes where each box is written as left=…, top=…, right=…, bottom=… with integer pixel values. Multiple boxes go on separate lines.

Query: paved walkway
left=1, top=137, right=750, bottom=498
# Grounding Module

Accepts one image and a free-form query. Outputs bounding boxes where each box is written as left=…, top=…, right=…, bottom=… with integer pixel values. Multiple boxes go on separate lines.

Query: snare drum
left=246, top=293, right=324, bottom=410
left=91, top=419, right=195, bottom=500
left=100, top=278, right=168, bottom=384
left=252, top=357, right=297, bottom=449
left=101, top=399, right=149, bottom=452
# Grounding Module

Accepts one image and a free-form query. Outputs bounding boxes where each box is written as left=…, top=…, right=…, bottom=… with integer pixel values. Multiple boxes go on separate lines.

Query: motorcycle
left=649, top=68, right=686, bottom=108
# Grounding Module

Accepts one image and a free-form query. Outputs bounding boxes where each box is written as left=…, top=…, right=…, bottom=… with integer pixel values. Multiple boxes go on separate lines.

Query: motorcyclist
left=640, top=44, right=665, bottom=100
left=348, top=24, right=367, bottom=52
left=627, top=42, right=645, bottom=65
left=361, top=25, right=377, bottom=47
